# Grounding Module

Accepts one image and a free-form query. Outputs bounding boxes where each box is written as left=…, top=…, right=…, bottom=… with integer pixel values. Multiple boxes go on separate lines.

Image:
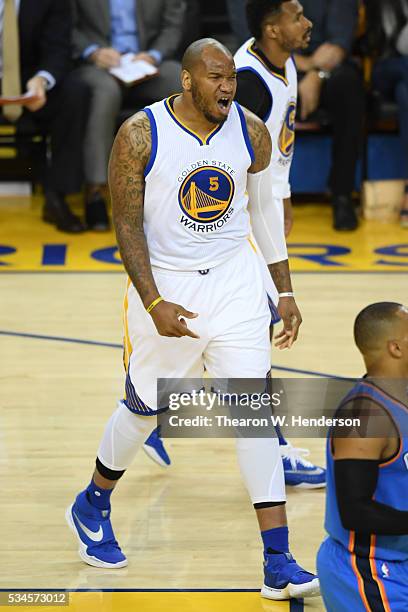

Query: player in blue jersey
left=317, top=302, right=408, bottom=611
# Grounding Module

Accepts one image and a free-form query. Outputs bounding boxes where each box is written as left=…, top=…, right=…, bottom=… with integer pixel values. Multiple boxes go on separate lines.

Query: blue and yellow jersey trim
left=246, top=41, right=289, bottom=86
left=122, top=278, right=168, bottom=416
left=164, top=94, right=224, bottom=146
left=142, top=108, right=158, bottom=178
left=235, top=102, right=255, bottom=163
left=123, top=277, right=133, bottom=374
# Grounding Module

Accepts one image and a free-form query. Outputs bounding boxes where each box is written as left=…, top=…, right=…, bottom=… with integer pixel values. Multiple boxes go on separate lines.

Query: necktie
left=2, top=0, right=22, bottom=122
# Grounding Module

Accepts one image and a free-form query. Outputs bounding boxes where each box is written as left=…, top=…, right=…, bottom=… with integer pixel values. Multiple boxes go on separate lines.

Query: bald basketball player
left=144, top=0, right=326, bottom=490
left=66, top=38, right=320, bottom=600
left=318, top=302, right=408, bottom=611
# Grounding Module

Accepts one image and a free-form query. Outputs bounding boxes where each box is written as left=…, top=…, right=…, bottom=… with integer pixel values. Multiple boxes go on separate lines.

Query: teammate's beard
left=282, top=26, right=312, bottom=52
left=191, top=82, right=226, bottom=126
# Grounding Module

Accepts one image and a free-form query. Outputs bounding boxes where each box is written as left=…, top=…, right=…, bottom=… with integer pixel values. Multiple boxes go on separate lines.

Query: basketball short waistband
left=151, top=243, right=250, bottom=277
left=152, top=265, right=214, bottom=277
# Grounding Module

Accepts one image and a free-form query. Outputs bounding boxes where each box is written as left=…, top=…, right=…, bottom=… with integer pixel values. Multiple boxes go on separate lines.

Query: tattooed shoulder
left=110, top=111, right=152, bottom=175
left=108, top=111, right=152, bottom=219
left=127, top=111, right=152, bottom=169
left=242, top=107, right=272, bottom=174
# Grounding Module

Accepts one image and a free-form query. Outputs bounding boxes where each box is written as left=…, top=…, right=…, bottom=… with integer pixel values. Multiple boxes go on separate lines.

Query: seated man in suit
left=368, top=0, right=408, bottom=228
left=294, top=0, right=365, bottom=232
left=1, top=0, right=90, bottom=233
left=72, top=0, right=186, bottom=230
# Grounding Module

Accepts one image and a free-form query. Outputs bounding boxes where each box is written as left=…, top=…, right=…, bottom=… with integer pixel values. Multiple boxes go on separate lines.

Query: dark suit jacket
left=71, top=0, right=186, bottom=61
left=364, top=0, right=408, bottom=57
left=19, top=0, right=72, bottom=87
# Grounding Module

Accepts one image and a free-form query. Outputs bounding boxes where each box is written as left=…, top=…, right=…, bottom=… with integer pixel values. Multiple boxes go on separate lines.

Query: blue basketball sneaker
left=65, top=490, right=127, bottom=568
left=143, top=427, right=171, bottom=467
left=261, top=551, right=320, bottom=600
left=280, top=442, right=326, bottom=489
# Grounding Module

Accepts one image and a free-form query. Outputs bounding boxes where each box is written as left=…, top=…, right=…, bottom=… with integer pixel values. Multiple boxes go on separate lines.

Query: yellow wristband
left=146, top=296, right=164, bottom=314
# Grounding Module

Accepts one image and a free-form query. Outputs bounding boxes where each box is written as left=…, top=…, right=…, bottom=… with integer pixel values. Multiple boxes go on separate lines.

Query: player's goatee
left=191, top=84, right=226, bottom=125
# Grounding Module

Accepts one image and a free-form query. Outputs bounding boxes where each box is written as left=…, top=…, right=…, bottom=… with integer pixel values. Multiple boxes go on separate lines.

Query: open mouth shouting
left=217, top=96, right=232, bottom=116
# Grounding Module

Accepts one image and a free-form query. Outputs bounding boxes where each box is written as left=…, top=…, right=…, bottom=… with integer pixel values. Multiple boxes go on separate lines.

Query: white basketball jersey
left=234, top=39, right=298, bottom=199
left=142, top=96, right=255, bottom=271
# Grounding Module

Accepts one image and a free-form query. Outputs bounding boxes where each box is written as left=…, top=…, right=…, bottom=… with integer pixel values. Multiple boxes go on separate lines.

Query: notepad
left=110, top=53, right=159, bottom=85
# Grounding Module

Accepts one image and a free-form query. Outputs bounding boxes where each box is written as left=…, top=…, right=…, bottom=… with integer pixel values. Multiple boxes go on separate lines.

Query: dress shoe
left=332, top=195, right=358, bottom=231
left=43, top=191, right=86, bottom=233
left=85, top=195, right=110, bottom=232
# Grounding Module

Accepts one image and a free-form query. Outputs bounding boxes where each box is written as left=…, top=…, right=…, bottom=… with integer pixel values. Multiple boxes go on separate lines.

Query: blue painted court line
left=0, top=330, right=122, bottom=350
left=272, top=364, right=352, bottom=380
left=0, top=329, right=350, bottom=380
left=290, top=599, right=304, bottom=612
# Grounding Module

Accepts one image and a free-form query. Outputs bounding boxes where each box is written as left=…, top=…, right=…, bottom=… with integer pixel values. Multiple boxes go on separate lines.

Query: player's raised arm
left=109, top=112, right=199, bottom=339
left=244, top=107, right=302, bottom=349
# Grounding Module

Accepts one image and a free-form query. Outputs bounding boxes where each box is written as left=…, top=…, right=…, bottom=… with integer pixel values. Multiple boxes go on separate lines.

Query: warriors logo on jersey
left=279, top=99, right=296, bottom=160
left=179, top=166, right=235, bottom=224
left=140, top=98, right=253, bottom=270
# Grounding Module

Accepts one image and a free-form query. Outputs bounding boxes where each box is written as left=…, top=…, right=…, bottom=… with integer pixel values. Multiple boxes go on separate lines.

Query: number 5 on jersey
left=209, top=177, right=219, bottom=191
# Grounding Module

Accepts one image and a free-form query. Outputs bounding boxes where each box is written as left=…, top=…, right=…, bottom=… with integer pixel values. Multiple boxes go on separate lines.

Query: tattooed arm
left=245, top=107, right=273, bottom=174
left=109, top=112, right=199, bottom=339
left=109, top=112, right=157, bottom=306
left=244, top=107, right=302, bottom=349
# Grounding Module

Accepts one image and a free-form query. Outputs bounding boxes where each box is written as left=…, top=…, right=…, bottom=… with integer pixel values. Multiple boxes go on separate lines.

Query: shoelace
left=280, top=444, right=314, bottom=470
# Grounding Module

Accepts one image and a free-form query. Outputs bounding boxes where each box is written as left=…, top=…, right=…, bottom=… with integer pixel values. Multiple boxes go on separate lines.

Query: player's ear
left=181, top=70, right=192, bottom=92
left=388, top=339, right=402, bottom=359
left=265, top=22, right=279, bottom=41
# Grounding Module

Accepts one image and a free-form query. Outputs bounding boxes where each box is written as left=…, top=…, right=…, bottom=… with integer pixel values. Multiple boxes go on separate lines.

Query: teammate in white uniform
left=235, top=3, right=299, bottom=236
left=231, top=0, right=326, bottom=489
left=66, top=38, right=319, bottom=600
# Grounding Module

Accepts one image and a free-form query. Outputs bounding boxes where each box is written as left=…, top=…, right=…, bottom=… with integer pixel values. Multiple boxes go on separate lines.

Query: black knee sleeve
left=254, top=501, right=286, bottom=510
left=96, top=457, right=126, bottom=481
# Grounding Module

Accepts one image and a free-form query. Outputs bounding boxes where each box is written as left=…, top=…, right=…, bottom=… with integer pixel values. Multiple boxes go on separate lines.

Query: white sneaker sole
left=65, top=504, right=128, bottom=569
left=289, top=481, right=326, bottom=489
left=261, top=577, right=320, bottom=600
left=143, top=444, right=170, bottom=468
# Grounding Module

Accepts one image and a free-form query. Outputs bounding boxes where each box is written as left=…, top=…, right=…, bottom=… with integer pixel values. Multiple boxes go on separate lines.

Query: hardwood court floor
left=0, top=197, right=407, bottom=611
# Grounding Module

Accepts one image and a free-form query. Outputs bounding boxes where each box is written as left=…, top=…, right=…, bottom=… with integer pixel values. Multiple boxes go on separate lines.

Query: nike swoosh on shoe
left=73, top=511, right=104, bottom=542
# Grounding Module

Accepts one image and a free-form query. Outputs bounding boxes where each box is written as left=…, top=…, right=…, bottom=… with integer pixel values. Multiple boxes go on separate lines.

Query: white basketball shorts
left=122, top=241, right=273, bottom=415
